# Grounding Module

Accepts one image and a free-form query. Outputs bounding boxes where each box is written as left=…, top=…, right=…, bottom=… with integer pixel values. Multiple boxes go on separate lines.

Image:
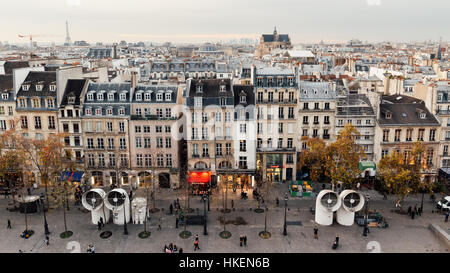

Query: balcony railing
left=131, top=114, right=177, bottom=120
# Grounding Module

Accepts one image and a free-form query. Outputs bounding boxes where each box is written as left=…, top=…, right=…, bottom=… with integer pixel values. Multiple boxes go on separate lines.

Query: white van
left=436, top=196, right=450, bottom=211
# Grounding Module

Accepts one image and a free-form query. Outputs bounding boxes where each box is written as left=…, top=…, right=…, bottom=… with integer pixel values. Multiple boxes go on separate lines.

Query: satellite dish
left=337, top=190, right=365, bottom=226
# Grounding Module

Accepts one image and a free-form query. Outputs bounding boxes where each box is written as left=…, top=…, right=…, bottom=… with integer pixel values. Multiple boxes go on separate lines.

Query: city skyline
left=1, top=0, right=449, bottom=44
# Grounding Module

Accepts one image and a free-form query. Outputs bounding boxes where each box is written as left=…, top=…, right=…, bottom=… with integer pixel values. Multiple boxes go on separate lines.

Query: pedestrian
left=45, top=235, right=49, bottom=246
left=175, top=217, right=179, bottom=229
left=100, top=217, right=104, bottom=228
left=411, top=210, right=415, bottom=219
left=169, top=243, right=173, bottom=251
left=231, top=200, right=234, bottom=209
left=276, top=197, right=279, bottom=207
left=173, top=244, right=178, bottom=252
left=169, top=203, right=173, bottom=215
left=7, top=219, right=11, bottom=229
left=243, top=235, right=247, bottom=246
left=413, top=205, right=418, bottom=215
left=445, top=211, right=449, bottom=222
left=90, top=245, right=95, bottom=253
left=179, top=248, right=183, bottom=253
left=407, top=206, right=412, bottom=215
left=239, top=235, right=243, bottom=247
left=97, top=221, right=102, bottom=231
left=356, top=182, right=360, bottom=190
left=158, top=217, right=162, bottom=230
left=195, top=234, right=199, bottom=242
left=314, top=226, right=318, bottom=239
left=129, top=190, right=133, bottom=200
left=395, top=199, right=401, bottom=208
left=194, top=239, right=200, bottom=251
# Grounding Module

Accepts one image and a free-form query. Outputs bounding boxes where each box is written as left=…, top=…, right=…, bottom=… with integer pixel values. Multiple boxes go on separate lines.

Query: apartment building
left=254, top=67, right=298, bottom=183
left=82, top=82, right=131, bottom=187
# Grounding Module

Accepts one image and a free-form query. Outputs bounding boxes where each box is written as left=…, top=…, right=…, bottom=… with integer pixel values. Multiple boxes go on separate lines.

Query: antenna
left=65, top=20, right=72, bottom=46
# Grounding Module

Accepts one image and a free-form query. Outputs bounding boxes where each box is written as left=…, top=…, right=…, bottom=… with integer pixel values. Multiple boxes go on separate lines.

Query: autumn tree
left=326, top=124, right=365, bottom=189
left=297, top=136, right=328, bottom=184
left=377, top=141, right=432, bottom=205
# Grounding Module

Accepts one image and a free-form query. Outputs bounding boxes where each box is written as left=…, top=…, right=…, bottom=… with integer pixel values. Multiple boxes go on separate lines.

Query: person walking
left=100, top=217, right=104, bottom=228
left=175, top=217, right=179, bottom=229
left=231, top=199, right=234, bottom=209
left=194, top=239, right=200, bottom=251
left=411, top=210, right=415, bottom=220
left=45, top=235, right=49, bottom=246
left=195, top=234, right=199, bottom=242
left=243, top=235, right=247, bottom=246
left=445, top=211, right=449, bottom=222
left=239, top=235, right=243, bottom=247
left=314, top=226, right=318, bottom=239
left=413, top=205, right=418, bottom=215
left=157, top=217, right=162, bottom=230
left=169, top=203, right=173, bottom=215
left=179, top=247, right=183, bottom=253
left=7, top=219, right=11, bottom=229
left=97, top=221, right=102, bottom=231
left=407, top=206, right=412, bottom=215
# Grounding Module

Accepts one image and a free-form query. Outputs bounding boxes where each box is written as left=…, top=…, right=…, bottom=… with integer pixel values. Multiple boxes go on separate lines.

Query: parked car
left=436, top=196, right=450, bottom=211
left=355, top=211, right=388, bottom=228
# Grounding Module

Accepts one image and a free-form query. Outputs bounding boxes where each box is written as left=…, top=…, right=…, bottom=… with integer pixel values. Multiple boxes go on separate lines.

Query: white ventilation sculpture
left=336, top=190, right=365, bottom=226
left=131, top=197, right=147, bottom=224
left=315, top=190, right=342, bottom=226
left=82, top=189, right=111, bottom=225
left=105, top=188, right=130, bottom=225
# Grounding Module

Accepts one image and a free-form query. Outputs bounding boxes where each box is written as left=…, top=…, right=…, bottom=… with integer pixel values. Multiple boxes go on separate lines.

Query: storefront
left=188, top=171, right=211, bottom=195
left=359, top=161, right=376, bottom=178
left=266, top=154, right=283, bottom=182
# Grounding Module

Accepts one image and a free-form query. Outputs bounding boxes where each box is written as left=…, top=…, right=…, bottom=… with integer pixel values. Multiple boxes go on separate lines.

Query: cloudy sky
left=1, top=0, right=448, bottom=44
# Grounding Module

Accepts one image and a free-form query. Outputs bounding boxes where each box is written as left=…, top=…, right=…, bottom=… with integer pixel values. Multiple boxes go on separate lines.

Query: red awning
left=188, top=171, right=211, bottom=184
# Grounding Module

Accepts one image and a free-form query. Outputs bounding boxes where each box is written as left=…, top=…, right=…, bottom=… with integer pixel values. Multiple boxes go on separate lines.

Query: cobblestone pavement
left=0, top=183, right=448, bottom=253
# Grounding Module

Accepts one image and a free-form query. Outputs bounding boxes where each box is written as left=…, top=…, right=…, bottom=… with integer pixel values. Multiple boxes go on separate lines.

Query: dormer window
left=288, top=77, right=294, bottom=86
left=35, top=85, right=43, bottom=91
left=165, top=93, right=172, bottom=101
left=118, top=107, right=125, bottom=115
left=156, top=93, right=163, bottom=101
left=385, top=112, right=392, bottom=119
left=108, top=93, right=115, bottom=101
left=96, top=108, right=102, bottom=116
left=87, top=93, right=94, bottom=101
left=120, top=93, right=127, bottom=101
left=85, top=108, right=92, bottom=115
left=2, top=93, right=8, bottom=100
left=277, top=77, right=283, bottom=86
left=144, top=92, right=151, bottom=101
left=419, top=112, right=426, bottom=119
left=68, top=96, right=75, bottom=104
left=136, top=93, right=142, bottom=101
left=240, top=95, right=247, bottom=104
left=196, top=85, right=203, bottom=93
left=219, top=85, right=226, bottom=92
left=106, top=108, right=113, bottom=115
left=49, top=85, right=56, bottom=91
left=47, top=99, right=54, bottom=108
left=97, top=93, right=104, bottom=101
left=22, top=85, right=30, bottom=91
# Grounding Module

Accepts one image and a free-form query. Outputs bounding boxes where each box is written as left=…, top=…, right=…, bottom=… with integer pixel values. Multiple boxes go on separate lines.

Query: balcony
left=192, top=154, right=199, bottom=158
left=288, top=115, right=295, bottom=119
left=131, top=114, right=177, bottom=121
left=323, top=135, right=330, bottom=140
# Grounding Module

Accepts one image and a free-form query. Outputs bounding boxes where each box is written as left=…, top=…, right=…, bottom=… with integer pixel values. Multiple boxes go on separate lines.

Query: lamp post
left=122, top=193, right=128, bottom=235
left=41, top=193, right=50, bottom=235
left=363, top=194, right=370, bottom=236
left=283, top=192, right=288, bottom=236
left=203, top=193, right=208, bottom=235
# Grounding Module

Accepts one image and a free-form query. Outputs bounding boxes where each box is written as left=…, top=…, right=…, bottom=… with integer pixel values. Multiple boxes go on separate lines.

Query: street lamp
left=203, top=193, right=208, bottom=235
left=122, top=193, right=128, bottom=235
left=363, top=194, right=370, bottom=237
left=283, top=192, right=288, bottom=236
left=41, top=193, right=50, bottom=235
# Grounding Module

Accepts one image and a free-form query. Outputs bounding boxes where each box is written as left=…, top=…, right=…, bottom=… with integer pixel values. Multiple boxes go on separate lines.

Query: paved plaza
left=0, top=183, right=449, bottom=253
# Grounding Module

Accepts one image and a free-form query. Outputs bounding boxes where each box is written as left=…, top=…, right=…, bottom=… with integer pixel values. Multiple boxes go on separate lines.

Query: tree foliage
left=297, top=136, right=327, bottom=183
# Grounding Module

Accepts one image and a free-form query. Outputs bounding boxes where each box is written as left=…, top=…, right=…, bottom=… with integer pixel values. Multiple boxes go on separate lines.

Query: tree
left=297, top=136, right=328, bottom=184
left=326, top=124, right=365, bottom=189
left=377, top=141, right=432, bottom=205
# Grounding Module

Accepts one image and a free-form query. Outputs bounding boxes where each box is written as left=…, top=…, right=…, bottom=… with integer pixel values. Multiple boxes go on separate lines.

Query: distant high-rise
left=64, top=20, right=72, bottom=46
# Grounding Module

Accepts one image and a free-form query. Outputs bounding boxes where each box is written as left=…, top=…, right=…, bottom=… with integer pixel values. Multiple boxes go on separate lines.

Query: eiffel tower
left=64, top=20, right=72, bottom=46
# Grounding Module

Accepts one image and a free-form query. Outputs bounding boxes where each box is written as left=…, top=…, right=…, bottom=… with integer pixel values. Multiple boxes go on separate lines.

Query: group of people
left=164, top=243, right=182, bottom=253
left=407, top=205, right=421, bottom=219
left=239, top=235, right=247, bottom=247
left=87, top=244, right=95, bottom=253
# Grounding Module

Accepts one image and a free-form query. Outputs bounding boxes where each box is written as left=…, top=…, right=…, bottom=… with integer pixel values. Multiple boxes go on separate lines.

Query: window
left=136, top=93, right=142, bottom=101
left=216, top=143, right=222, bottom=156
left=406, top=129, right=413, bottom=141
left=97, top=93, right=104, bottom=101
left=418, top=129, right=424, bottom=141
left=119, top=93, right=126, bottom=101
left=85, top=108, right=92, bottom=115
left=240, top=124, right=247, bottom=134
left=303, top=103, right=309, bottom=110
left=286, top=154, right=294, bottom=164
left=119, top=138, right=126, bottom=150
left=34, top=116, right=41, bottom=129
left=137, top=154, right=143, bottom=167
left=107, top=122, right=113, bottom=132
left=278, top=107, right=284, bottom=119
left=257, top=92, right=263, bottom=102
left=313, top=129, right=318, bottom=138
left=118, top=108, right=125, bottom=115
left=157, top=154, right=164, bottom=167
left=109, top=154, right=116, bottom=167
left=144, top=126, right=150, bottom=133
left=31, top=98, right=40, bottom=108
left=268, top=92, right=273, bottom=102
left=96, top=121, right=103, bottom=132
left=166, top=154, right=172, bottom=167
left=107, top=108, right=113, bottom=115
left=288, top=107, right=294, bottom=119
left=324, top=116, right=330, bottom=124
left=426, top=149, right=434, bottom=166
left=394, top=129, right=401, bottom=142
left=165, top=125, right=171, bottom=133
left=96, top=108, right=102, bottom=116
left=240, top=95, right=246, bottom=103
left=136, top=137, right=142, bottom=148
left=19, top=99, right=26, bottom=108
left=155, top=125, right=162, bottom=133
left=49, top=85, right=56, bottom=91
left=165, top=138, right=171, bottom=148
left=156, top=137, right=163, bottom=148
left=429, top=129, right=436, bottom=141
left=215, top=112, right=221, bottom=122
left=240, top=140, right=247, bottom=152
left=165, top=93, right=172, bottom=101
left=278, top=123, right=283, bottom=133
left=107, top=138, right=114, bottom=149
left=120, top=154, right=128, bottom=167
left=383, top=130, right=389, bottom=142
left=88, top=154, right=95, bottom=167
left=0, top=120, right=7, bottom=130
left=36, top=85, right=43, bottom=91
left=87, top=138, right=94, bottom=149
left=22, top=85, right=29, bottom=91
left=202, top=144, right=209, bottom=157
left=156, top=93, right=163, bottom=101
left=47, top=99, right=54, bottom=108
left=145, top=155, right=152, bottom=167
left=225, top=112, right=231, bottom=122
left=144, top=137, right=151, bottom=148
left=303, top=116, right=308, bottom=124
left=97, top=138, right=104, bottom=149
left=48, top=116, right=55, bottom=129
left=202, top=112, right=208, bottom=123
left=165, top=108, right=171, bottom=118
left=302, top=129, right=308, bottom=136
left=220, top=97, right=226, bottom=106
left=193, top=144, right=199, bottom=156
left=108, top=93, right=115, bottom=101
left=225, top=143, right=231, bottom=155
left=144, top=93, right=151, bottom=101
left=239, top=156, right=247, bottom=169
left=287, top=138, right=293, bottom=148
left=202, top=128, right=208, bottom=139
left=119, top=122, right=125, bottom=133
left=313, top=116, right=319, bottom=124
left=324, top=103, right=330, bottom=110
left=135, top=126, right=141, bottom=133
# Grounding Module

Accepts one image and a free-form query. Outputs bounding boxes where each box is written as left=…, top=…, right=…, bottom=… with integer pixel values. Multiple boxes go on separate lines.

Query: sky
left=0, top=0, right=448, bottom=45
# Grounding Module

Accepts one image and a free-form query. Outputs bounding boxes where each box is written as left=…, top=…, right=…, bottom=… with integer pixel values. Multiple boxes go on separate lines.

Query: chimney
left=131, top=71, right=138, bottom=89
